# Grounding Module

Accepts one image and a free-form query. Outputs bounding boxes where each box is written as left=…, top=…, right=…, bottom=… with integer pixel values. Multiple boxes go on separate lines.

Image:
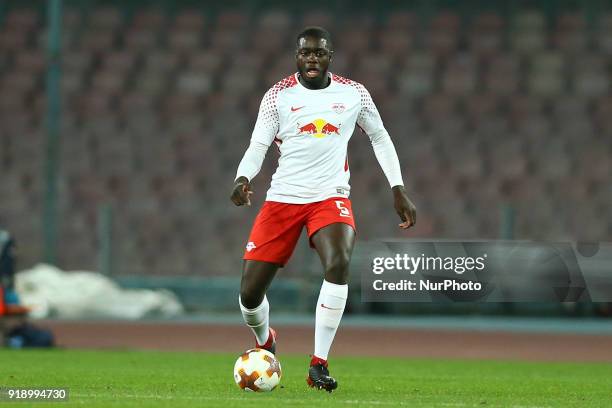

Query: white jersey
left=236, top=72, right=404, bottom=204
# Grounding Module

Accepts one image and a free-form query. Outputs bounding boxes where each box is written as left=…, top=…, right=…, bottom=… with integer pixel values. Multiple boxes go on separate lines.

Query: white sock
left=314, top=280, right=348, bottom=360
left=239, top=295, right=270, bottom=346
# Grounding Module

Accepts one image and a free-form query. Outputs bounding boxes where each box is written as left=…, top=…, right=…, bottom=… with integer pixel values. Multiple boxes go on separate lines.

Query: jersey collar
left=294, top=72, right=334, bottom=91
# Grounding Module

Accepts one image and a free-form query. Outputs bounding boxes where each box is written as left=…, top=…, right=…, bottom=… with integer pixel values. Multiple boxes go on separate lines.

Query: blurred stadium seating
left=0, top=2, right=610, bottom=276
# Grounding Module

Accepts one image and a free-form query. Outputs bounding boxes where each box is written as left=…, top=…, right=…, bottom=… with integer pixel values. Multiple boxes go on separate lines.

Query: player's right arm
left=231, top=88, right=280, bottom=206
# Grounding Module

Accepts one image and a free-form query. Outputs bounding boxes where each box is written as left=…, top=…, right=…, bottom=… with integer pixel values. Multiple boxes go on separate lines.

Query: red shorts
left=243, top=197, right=356, bottom=266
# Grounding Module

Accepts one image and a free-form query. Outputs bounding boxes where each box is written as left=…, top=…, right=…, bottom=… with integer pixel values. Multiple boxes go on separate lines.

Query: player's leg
left=240, top=260, right=279, bottom=308
left=239, top=260, right=279, bottom=352
left=311, top=222, right=355, bottom=285
left=311, top=222, right=355, bottom=358
left=239, top=201, right=306, bottom=354
left=305, top=198, right=356, bottom=391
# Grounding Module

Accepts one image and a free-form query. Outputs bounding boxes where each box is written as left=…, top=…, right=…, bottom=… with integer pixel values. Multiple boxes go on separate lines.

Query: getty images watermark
left=371, top=253, right=487, bottom=292
left=358, top=241, right=611, bottom=302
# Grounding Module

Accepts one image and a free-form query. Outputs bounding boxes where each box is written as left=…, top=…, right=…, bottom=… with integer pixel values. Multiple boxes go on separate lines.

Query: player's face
left=296, top=36, right=333, bottom=88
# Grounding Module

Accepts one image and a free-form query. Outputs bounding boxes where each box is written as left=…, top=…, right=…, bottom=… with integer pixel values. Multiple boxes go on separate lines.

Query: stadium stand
left=0, top=3, right=609, bottom=275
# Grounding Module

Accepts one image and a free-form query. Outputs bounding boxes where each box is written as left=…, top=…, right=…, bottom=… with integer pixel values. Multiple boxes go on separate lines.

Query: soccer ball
left=233, top=348, right=282, bottom=392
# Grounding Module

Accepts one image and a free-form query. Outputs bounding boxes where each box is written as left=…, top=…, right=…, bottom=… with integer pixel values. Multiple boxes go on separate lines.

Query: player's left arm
left=356, top=84, right=416, bottom=229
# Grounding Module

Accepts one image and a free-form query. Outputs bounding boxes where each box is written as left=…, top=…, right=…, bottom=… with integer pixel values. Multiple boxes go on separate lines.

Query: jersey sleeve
left=251, top=88, right=280, bottom=145
left=356, top=84, right=386, bottom=137
left=235, top=88, right=280, bottom=181
left=356, top=84, right=405, bottom=188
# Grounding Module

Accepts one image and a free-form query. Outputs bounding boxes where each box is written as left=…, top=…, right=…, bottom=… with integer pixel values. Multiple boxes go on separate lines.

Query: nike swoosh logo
left=320, top=303, right=343, bottom=310
left=291, top=106, right=305, bottom=112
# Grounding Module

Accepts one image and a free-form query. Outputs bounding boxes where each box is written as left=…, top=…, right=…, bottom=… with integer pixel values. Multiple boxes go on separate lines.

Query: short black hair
left=296, top=26, right=333, bottom=50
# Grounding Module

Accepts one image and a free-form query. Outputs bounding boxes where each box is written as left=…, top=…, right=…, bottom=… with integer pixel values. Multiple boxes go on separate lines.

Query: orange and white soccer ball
left=233, top=348, right=282, bottom=392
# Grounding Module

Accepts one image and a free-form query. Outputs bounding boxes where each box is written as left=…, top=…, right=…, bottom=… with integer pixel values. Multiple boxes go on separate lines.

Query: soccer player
left=231, top=27, right=416, bottom=392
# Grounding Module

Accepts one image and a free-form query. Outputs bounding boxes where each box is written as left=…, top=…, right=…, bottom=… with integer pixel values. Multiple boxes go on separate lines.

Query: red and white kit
left=236, top=72, right=404, bottom=264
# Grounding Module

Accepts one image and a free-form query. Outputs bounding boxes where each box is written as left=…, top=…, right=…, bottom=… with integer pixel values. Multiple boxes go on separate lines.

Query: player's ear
left=329, top=50, right=334, bottom=62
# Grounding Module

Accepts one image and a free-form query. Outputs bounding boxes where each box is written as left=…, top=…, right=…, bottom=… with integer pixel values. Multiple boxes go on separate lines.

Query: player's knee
left=323, top=251, right=351, bottom=284
left=239, top=282, right=265, bottom=309
left=240, top=291, right=263, bottom=309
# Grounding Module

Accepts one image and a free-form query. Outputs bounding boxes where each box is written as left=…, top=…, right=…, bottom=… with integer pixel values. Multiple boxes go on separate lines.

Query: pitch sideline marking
left=71, top=393, right=401, bottom=405
left=70, top=393, right=553, bottom=407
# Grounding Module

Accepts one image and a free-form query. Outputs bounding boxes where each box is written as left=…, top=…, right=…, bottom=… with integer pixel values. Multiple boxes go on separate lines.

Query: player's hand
left=231, top=176, right=253, bottom=206
left=392, top=185, right=416, bottom=229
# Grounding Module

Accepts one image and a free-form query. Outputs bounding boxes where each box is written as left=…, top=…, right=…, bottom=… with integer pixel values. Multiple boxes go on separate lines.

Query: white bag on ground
left=15, top=264, right=184, bottom=319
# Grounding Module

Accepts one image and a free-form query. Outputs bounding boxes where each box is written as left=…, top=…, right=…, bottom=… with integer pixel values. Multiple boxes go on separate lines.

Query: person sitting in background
left=0, top=230, right=54, bottom=348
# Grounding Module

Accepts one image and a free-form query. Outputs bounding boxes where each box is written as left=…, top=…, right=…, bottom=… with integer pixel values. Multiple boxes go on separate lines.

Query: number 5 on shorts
left=335, top=200, right=350, bottom=217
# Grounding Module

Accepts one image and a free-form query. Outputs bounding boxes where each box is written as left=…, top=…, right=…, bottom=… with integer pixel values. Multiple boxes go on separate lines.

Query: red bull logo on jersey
left=297, top=119, right=341, bottom=139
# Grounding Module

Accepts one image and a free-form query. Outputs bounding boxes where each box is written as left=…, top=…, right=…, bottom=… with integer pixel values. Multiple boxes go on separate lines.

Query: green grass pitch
left=1, top=349, right=611, bottom=407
